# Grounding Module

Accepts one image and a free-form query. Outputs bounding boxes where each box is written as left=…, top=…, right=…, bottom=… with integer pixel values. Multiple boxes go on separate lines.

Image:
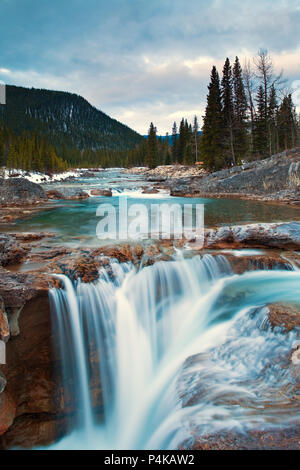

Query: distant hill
left=0, top=85, right=143, bottom=151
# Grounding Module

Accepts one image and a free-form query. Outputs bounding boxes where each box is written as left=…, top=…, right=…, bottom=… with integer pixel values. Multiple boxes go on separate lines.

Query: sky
left=0, top=0, right=299, bottom=135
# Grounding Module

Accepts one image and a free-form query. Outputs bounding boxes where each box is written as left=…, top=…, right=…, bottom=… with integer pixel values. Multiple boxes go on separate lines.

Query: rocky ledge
left=124, top=165, right=208, bottom=179
left=159, top=147, right=300, bottom=203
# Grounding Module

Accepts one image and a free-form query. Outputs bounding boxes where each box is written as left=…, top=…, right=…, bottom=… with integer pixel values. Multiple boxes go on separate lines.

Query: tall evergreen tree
left=267, top=84, right=279, bottom=155
left=146, top=122, right=158, bottom=169
left=221, top=58, right=235, bottom=165
left=164, top=132, right=171, bottom=164
left=177, top=118, right=186, bottom=163
left=254, top=85, right=268, bottom=157
left=200, top=66, right=224, bottom=170
left=192, top=115, right=199, bottom=163
left=233, top=56, right=248, bottom=162
left=171, top=121, right=178, bottom=163
left=278, top=95, right=298, bottom=150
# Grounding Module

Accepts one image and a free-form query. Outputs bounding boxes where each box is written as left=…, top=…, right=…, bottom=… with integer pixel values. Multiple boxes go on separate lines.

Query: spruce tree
left=193, top=115, right=199, bottom=163
left=267, top=84, right=279, bottom=155
left=200, top=66, right=224, bottom=170
left=233, top=56, right=248, bottom=162
left=221, top=58, right=235, bottom=165
left=254, top=85, right=268, bottom=157
left=177, top=118, right=186, bottom=163
left=171, top=122, right=178, bottom=163
left=278, top=95, right=297, bottom=150
left=146, top=123, right=158, bottom=169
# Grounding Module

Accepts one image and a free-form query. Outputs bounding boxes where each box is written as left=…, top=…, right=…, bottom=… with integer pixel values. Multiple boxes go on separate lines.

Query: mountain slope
left=0, top=85, right=143, bottom=150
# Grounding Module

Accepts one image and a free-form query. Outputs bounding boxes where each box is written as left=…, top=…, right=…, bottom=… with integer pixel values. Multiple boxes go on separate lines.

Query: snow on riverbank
left=2, top=168, right=90, bottom=184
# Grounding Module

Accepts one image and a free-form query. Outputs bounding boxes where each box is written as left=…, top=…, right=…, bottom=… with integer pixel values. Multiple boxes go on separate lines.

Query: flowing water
left=48, top=254, right=300, bottom=450
left=4, top=170, right=300, bottom=246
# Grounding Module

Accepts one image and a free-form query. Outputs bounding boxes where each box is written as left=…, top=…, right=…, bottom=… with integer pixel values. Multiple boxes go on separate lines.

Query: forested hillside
left=0, top=85, right=144, bottom=171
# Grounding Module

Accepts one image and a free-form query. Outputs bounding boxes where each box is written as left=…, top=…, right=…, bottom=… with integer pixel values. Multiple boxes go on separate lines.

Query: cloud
left=0, top=0, right=299, bottom=133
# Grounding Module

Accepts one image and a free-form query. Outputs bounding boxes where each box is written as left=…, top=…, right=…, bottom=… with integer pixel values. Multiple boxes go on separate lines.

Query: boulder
left=90, top=189, right=112, bottom=197
left=203, top=222, right=300, bottom=251
left=46, top=188, right=89, bottom=200
left=0, top=178, right=47, bottom=205
left=268, top=303, right=300, bottom=332
left=142, top=188, right=160, bottom=194
left=0, top=234, right=29, bottom=266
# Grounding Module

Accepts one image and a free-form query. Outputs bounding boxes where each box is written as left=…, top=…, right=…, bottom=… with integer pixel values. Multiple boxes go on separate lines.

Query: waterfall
left=48, top=254, right=300, bottom=450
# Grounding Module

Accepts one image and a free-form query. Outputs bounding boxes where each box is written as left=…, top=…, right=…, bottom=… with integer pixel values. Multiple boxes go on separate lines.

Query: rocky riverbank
left=167, top=148, right=300, bottom=203
left=127, top=148, right=300, bottom=204
left=124, top=165, right=208, bottom=179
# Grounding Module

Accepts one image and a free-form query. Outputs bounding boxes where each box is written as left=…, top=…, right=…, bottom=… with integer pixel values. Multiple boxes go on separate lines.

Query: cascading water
left=48, top=254, right=300, bottom=450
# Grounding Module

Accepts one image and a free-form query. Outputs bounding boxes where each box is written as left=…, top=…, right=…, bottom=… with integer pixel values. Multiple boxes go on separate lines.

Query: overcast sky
left=0, top=0, right=299, bottom=134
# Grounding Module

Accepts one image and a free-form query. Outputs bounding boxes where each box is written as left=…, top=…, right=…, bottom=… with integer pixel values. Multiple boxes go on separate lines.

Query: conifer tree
left=221, top=58, right=235, bottom=165
left=254, top=85, right=268, bottom=157
left=267, top=84, right=279, bottom=155
left=192, top=115, right=199, bottom=163
left=171, top=122, right=178, bottom=163
left=146, top=122, right=158, bottom=169
left=177, top=118, right=186, bottom=163
left=278, top=95, right=298, bottom=150
left=200, top=66, right=224, bottom=170
left=233, top=56, right=248, bottom=162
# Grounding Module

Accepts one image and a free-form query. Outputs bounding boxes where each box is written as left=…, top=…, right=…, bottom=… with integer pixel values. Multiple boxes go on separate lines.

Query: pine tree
left=183, top=124, right=193, bottom=165
left=171, top=122, right=178, bottom=163
left=164, top=132, right=171, bottom=164
left=146, top=123, right=158, bottom=169
left=278, top=95, right=297, bottom=150
left=254, top=85, right=268, bottom=157
left=233, top=56, right=248, bottom=162
left=221, top=58, right=235, bottom=165
left=267, top=84, right=279, bottom=155
left=177, top=118, right=186, bottom=164
left=200, top=66, right=224, bottom=170
left=192, top=115, right=199, bottom=163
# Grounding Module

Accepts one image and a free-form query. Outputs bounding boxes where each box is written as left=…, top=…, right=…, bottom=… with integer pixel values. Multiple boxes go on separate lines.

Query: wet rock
left=0, top=371, right=6, bottom=394
left=291, top=343, right=300, bottom=365
left=203, top=222, right=300, bottom=251
left=0, top=290, right=67, bottom=447
left=54, top=256, right=100, bottom=283
left=268, top=303, right=300, bottom=332
left=142, top=188, right=160, bottom=194
left=184, top=427, right=300, bottom=450
left=90, top=189, right=112, bottom=196
left=93, top=244, right=145, bottom=264
left=46, top=187, right=89, bottom=200
left=0, top=234, right=29, bottom=266
left=0, top=413, right=67, bottom=449
left=0, top=392, right=16, bottom=437
left=12, top=232, right=56, bottom=243
left=0, top=296, right=9, bottom=342
left=0, top=178, right=47, bottom=205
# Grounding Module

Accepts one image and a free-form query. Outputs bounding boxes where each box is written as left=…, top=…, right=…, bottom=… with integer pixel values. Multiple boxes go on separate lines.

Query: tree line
left=0, top=126, right=68, bottom=173
left=135, top=50, right=300, bottom=170
left=200, top=50, right=299, bottom=170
